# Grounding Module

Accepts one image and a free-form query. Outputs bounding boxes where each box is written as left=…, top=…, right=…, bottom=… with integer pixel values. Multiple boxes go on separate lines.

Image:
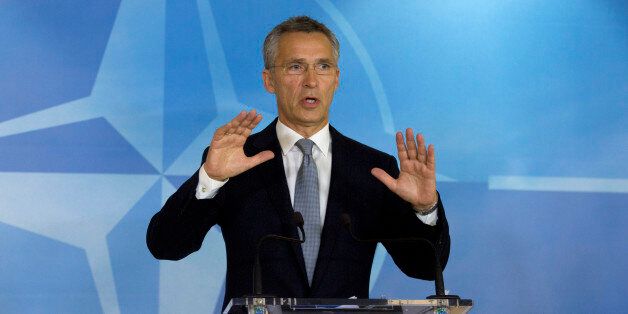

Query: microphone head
left=292, top=212, right=304, bottom=227
left=340, top=213, right=351, bottom=227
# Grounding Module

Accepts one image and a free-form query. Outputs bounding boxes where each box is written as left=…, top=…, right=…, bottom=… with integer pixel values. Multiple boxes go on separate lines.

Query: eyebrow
left=285, top=58, right=335, bottom=64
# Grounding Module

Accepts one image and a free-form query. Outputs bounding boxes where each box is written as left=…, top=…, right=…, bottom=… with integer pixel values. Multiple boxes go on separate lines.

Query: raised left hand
left=371, top=128, right=437, bottom=210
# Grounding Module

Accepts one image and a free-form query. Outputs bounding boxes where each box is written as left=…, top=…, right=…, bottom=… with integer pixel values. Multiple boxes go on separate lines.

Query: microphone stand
left=340, top=214, right=459, bottom=300
left=251, top=212, right=305, bottom=296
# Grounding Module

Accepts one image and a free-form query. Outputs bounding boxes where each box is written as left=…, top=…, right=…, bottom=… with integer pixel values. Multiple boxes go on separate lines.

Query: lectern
left=224, top=297, right=473, bottom=314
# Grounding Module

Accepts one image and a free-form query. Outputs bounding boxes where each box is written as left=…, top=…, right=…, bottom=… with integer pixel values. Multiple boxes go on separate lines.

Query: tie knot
left=295, top=138, right=315, bottom=156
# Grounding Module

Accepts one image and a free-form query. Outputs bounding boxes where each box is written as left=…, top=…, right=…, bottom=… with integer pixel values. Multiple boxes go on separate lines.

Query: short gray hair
left=263, top=16, right=340, bottom=69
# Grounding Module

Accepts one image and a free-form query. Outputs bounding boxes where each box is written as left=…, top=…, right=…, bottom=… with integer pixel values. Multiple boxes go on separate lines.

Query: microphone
left=340, top=213, right=458, bottom=300
left=293, top=211, right=305, bottom=242
left=252, top=212, right=305, bottom=295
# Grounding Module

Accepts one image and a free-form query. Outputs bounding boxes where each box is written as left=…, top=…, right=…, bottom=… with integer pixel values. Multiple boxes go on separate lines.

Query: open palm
left=203, top=110, right=274, bottom=181
left=371, top=128, right=437, bottom=210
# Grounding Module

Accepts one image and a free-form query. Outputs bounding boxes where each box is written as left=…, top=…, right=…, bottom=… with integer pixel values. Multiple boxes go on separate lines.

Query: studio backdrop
left=1, top=1, right=626, bottom=313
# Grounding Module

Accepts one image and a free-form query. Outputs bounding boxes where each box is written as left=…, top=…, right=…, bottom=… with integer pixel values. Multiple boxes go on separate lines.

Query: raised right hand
left=203, top=110, right=275, bottom=181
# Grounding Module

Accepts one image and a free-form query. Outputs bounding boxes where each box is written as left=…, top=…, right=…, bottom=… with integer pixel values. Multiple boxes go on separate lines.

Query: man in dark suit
left=147, top=16, right=450, bottom=311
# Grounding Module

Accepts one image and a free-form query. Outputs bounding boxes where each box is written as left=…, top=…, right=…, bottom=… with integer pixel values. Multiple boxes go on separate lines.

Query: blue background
left=1, top=0, right=626, bottom=313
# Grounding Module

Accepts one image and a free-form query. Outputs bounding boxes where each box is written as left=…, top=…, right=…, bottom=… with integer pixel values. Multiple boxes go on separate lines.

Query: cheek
left=285, top=86, right=301, bottom=103
left=325, top=84, right=338, bottom=100
left=278, top=80, right=300, bottom=97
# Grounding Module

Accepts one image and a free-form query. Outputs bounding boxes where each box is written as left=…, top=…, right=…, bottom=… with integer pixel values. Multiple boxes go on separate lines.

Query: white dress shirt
left=195, top=120, right=437, bottom=226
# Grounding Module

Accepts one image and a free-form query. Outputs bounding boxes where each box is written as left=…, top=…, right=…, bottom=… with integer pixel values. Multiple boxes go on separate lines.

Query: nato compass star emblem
left=0, top=1, right=457, bottom=313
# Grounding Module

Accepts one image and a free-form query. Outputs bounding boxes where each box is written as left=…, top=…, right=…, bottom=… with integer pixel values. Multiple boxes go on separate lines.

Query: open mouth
left=303, top=97, right=319, bottom=107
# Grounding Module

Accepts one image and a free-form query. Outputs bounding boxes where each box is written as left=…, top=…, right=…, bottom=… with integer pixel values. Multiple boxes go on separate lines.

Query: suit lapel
left=311, top=126, right=347, bottom=291
left=250, top=119, right=309, bottom=286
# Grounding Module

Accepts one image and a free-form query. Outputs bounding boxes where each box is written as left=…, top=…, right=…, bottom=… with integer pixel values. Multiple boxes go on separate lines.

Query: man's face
left=263, top=32, right=340, bottom=134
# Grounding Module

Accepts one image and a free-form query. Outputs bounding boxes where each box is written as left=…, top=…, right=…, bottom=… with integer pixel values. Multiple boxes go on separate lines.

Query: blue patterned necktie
left=294, top=138, right=321, bottom=285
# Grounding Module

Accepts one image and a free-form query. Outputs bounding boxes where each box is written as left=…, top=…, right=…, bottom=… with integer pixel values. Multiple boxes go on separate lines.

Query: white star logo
left=0, top=1, right=465, bottom=313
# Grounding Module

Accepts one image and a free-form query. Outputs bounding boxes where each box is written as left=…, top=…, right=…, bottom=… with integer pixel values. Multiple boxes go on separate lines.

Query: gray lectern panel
left=224, top=297, right=473, bottom=314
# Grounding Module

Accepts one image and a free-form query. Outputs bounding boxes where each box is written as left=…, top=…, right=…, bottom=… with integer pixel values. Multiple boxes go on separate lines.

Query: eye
left=287, top=63, right=305, bottom=71
left=317, top=63, right=331, bottom=70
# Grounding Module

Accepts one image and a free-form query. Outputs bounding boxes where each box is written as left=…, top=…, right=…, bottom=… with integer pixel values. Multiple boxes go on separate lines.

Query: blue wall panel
left=0, top=0, right=120, bottom=122
left=0, top=0, right=626, bottom=313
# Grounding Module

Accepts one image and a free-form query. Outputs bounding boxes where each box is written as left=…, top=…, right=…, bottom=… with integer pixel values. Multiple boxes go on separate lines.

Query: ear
left=262, top=69, right=276, bottom=93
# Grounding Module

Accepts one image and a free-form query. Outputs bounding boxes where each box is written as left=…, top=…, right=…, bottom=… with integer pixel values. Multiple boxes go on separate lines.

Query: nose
left=302, top=66, right=318, bottom=88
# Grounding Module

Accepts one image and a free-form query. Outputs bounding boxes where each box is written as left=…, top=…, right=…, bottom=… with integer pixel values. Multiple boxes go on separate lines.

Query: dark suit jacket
left=147, top=119, right=450, bottom=311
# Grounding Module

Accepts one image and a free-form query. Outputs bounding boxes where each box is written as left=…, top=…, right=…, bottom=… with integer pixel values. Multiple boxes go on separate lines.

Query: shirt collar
left=276, top=120, right=331, bottom=157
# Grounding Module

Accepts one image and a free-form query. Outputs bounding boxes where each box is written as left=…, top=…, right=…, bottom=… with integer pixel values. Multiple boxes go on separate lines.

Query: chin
left=301, top=113, right=327, bottom=123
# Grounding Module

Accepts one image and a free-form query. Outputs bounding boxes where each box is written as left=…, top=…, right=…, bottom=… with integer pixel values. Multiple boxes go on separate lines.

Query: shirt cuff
left=416, top=209, right=438, bottom=226
left=195, top=164, right=228, bottom=199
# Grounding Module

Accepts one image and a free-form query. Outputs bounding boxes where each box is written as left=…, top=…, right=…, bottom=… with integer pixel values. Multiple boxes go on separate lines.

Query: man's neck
left=278, top=118, right=327, bottom=138
left=276, top=119, right=331, bottom=157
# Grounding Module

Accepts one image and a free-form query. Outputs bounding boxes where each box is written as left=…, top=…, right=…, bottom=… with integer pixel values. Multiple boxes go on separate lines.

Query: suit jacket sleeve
left=146, top=147, right=223, bottom=260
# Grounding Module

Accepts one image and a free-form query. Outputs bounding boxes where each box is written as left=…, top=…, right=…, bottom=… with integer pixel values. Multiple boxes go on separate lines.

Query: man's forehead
left=280, top=30, right=329, bottom=40
left=275, top=32, right=335, bottom=63
left=284, top=57, right=334, bottom=63
left=276, top=32, right=335, bottom=57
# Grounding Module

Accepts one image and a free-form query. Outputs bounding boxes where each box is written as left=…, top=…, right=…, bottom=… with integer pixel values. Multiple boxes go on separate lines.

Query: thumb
left=371, top=168, right=397, bottom=192
left=246, top=150, right=275, bottom=169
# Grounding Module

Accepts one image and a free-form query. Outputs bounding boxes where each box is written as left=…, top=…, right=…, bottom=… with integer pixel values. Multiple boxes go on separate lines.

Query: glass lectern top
left=224, top=297, right=473, bottom=314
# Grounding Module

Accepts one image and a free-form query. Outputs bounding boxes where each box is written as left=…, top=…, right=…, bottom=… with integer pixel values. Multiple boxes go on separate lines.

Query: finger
left=231, top=110, right=247, bottom=125
left=242, top=114, right=263, bottom=138
left=237, top=110, right=261, bottom=136
left=214, top=124, right=228, bottom=138
left=249, top=113, right=263, bottom=129
left=224, top=123, right=237, bottom=138
left=234, top=111, right=251, bottom=130
left=245, top=150, right=275, bottom=170
left=238, top=110, right=258, bottom=132
left=416, top=133, right=427, bottom=163
left=236, top=110, right=262, bottom=135
left=405, top=128, right=418, bottom=159
left=224, top=111, right=247, bottom=135
left=235, top=125, right=247, bottom=136
left=395, top=132, right=408, bottom=160
left=371, top=168, right=397, bottom=192
left=426, top=144, right=435, bottom=171
left=215, top=114, right=239, bottom=134
left=214, top=123, right=232, bottom=140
